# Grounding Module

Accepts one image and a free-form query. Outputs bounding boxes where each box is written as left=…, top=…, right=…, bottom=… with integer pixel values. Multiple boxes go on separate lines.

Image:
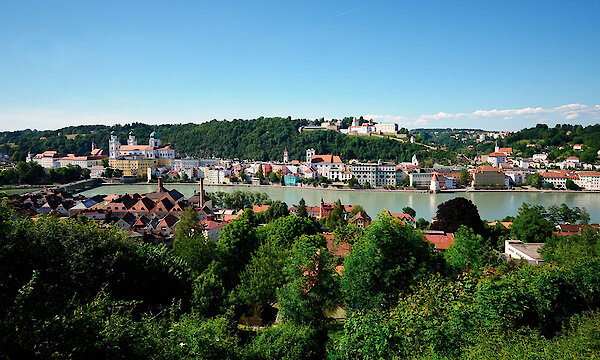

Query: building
left=560, top=156, right=580, bottom=170
left=423, top=230, right=455, bottom=251
left=350, top=162, right=397, bottom=187
left=472, top=166, right=505, bottom=188
left=487, top=152, right=507, bottom=167
left=430, top=173, right=441, bottom=192
left=28, top=151, right=65, bottom=169
left=504, top=240, right=544, bottom=265
left=539, top=170, right=577, bottom=189
left=283, top=147, right=289, bottom=163
left=373, top=123, right=398, bottom=134
left=349, top=211, right=371, bottom=228
left=284, top=174, right=302, bottom=186
left=409, top=172, right=434, bottom=189
left=576, top=171, right=600, bottom=190
left=305, top=149, right=344, bottom=179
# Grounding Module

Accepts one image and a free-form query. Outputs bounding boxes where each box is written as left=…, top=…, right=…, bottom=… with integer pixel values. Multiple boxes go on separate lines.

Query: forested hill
left=0, top=117, right=452, bottom=163
left=498, top=124, right=600, bottom=162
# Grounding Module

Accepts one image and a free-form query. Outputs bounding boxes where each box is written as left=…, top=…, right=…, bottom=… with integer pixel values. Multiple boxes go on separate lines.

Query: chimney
left=157, top=177, right=165, bottom=192
left=199, top=177, right=205, bottom=207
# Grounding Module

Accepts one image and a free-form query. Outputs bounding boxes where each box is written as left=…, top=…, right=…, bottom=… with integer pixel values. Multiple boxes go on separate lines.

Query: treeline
left=0, top=118, right=454, bottom=163
left=1, top=196, right=599, bottom=359
left=0, top=162, right=89, bottom=186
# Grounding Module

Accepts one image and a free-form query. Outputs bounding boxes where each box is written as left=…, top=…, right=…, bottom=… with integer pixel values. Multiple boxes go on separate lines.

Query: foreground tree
left=444, top=226, right=498, bottom=272
left=511, top=203, right=555, bottom=243
left=173, top=207, right=215, bottom=275
left=430, top=197, right=485, bottom=235
left=342, top=212, right=438, bottom=309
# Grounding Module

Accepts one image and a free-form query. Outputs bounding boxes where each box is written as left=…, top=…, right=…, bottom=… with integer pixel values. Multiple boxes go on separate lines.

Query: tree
left=402, top=206, right=416, bottom=218
left=547, top=204, right=589, bottom=224
left=459, top=168, right=471, bottom=187
left=511, top=203, right=555, bottom=243
left=102, top=167, right=114, bottom=178
left=173, top=207, right=215, bottom=275
left=342, top=212, right=438, bottom=309
left=430, top=197, right=485, bottom=235
left=347, top=177, right=358, bottom=188
left=527, top=173, right=543, bottom=189
left=416, top=218, right=430, bottom=230
left=566, top=179, right=579, bottom=190
left=113, top=169, right=123, bottom=178
left=363, top=181, right=371, bottom=189
left=444, top=226, right=497, bottom=272
left=256, top=164, right=264, bottom=180
left=260, top=200, right=289, bottom=223
left=277, top=234, right=338, bottom=325
left=350, top=204, right=366, bottom=217
left=297, top=198, right=308, bottom=218
left=326, top=199, right=346, bottom=232
left=101, top=158, right=109, bottom=167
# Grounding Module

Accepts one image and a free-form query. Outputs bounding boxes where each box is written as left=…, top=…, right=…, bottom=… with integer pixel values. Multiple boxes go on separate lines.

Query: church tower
left=109, top=131, right=121, bottom=159
left=127, top=131, right=137, bottom=146
left=306, top=148, right=315, bottom=164
left=283, top=147, right=289, bottom=163
left=149, top=131, right=161, bottom=148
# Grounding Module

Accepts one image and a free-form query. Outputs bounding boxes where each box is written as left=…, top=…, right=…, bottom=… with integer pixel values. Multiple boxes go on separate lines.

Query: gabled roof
left=349, top=211, right=371, bottom=223
left=158, top=213, right=179, bottom=228
left=133, top=215, right=150, bottom=227
left=311, top=155, right=343, bottom=163
left=152, top=198, right=175, bottom=213
left=131, top=197, right=156, bottom=212
left=488, top=152, right=507, bottom=157
left=118, top=212, right=137, bottom=226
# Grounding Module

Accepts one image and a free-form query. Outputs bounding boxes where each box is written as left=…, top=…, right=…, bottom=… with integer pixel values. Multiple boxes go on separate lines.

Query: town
left=15, top=123, right=600, bottom=193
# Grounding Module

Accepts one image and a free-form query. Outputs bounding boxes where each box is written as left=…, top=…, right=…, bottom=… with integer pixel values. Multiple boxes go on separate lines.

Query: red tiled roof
left=119, top=145, right=154, bottom=151
left=311, top=155, right=342, bottom=163
left=488, top=152, right=507, bottom=157
left=423, top=231, right=455, bottom=250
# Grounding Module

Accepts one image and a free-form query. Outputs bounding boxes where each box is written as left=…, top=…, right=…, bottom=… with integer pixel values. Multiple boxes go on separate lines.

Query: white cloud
left=365, top=103, right=600, bottom=130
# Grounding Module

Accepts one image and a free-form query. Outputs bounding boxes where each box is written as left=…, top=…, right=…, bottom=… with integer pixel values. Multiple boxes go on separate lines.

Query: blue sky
left=1, top=0, right=599, bottom=131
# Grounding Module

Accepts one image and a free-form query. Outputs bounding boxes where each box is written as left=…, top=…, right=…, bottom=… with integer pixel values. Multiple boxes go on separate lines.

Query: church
left=108, top=131, right=175, bottom=177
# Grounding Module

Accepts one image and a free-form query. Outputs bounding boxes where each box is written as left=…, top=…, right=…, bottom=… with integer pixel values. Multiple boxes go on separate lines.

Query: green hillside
left=0, top=117, right=454, bottom=164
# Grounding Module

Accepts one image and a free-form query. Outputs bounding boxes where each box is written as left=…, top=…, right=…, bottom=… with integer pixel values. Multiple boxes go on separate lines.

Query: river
left=78, top=184, right=600, bottom=222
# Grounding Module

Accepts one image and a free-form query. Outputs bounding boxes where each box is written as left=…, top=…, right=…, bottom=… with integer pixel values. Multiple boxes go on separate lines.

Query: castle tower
left=127, top=131, right=137, bottom=146
left=306, top=148, right=315, bottom=164
left=283, top=147, right=289, bottom=163
left=149, top=131, right=161, bottom=148
left=430, top=173, right=440, bottom=192
left=109, top=131, right=121, bottom=159
left=352, top=117, right=359, bottom=127
left=412, top=154, right=419, bottom=167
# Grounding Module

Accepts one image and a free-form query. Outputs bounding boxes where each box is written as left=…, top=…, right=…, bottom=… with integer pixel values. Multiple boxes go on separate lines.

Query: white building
left=576, top=171, right=600, bottom=190
left=409, top=172, right=434, bottom=188
left=374, top=123, right=398, bottom=134
left=109, top=131, right=175, bottom=161
left=487, top=152, right=507, bottom=167
left=505, top=240, right=544, bottom=265
left=350, top=162, right=397, bottom=187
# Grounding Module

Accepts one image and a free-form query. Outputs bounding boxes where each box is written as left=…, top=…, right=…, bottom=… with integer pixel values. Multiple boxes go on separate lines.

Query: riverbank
left=101, top=181, right=600, bottom=194
left=77, top=183, right=600, bottom=223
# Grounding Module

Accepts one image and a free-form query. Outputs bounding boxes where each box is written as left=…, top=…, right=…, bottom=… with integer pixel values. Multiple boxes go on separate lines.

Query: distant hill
left=498, top=124, right=600, bottom=162
left=0, top=117, right=454, bottom=164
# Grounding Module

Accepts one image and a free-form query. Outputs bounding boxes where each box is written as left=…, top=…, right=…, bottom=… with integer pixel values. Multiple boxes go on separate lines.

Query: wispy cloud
left=365, top=103, right=600, bottom=130
left=336, top=3, right=373, bottom=17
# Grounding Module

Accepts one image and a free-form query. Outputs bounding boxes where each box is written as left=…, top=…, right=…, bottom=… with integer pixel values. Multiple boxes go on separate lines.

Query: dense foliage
left=1, top=197, right=600, bottom=359
left=0, top=118, right=453, bottom=163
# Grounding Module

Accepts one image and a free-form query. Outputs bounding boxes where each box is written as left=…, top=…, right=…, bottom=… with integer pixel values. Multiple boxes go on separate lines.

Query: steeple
left=127, top=130, right=137, bottom=146
left=283, top=147, right=289, bottom=163
left=109, top=131, right=121, bottom=159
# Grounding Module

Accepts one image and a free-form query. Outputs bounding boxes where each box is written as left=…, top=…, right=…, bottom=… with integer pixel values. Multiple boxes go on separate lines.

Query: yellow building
left=110, top=157, right=157, bottom=177
left=472, top=165, right=505, bottom=188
